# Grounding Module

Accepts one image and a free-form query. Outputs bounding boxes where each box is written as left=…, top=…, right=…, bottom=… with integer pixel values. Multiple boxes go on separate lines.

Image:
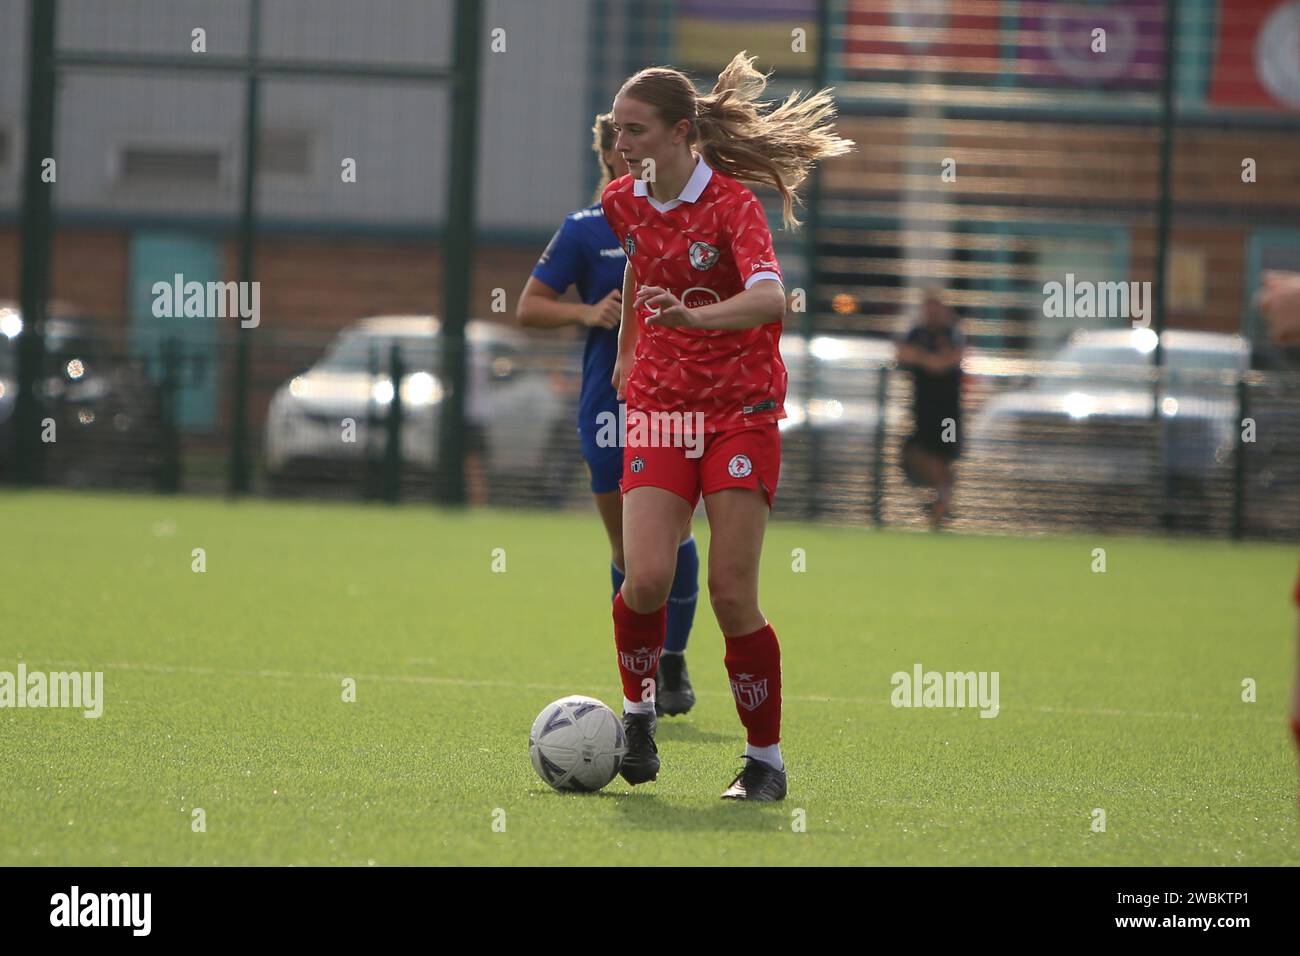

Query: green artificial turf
left=2, top=489, right=1297, bottom=865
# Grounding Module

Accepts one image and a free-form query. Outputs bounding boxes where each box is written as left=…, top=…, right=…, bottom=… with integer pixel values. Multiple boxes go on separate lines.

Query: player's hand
left=582, top=288, right=621, bottom=329
left=612, top=351, right=632, bottom=401
left=1257, top=271, right=1300, bottom=345
left=638, top=286, right=699, bottom=329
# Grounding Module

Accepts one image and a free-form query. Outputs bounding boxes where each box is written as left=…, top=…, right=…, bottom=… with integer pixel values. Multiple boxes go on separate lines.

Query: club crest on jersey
left=625, top=234, right=636, bottom=257
left=630, top=456, right=645, bottom=474
left=727, top=454, right=753, bottom=479
left=620, top=646, right=659, bottom=676
left=688, top=240, right=719, bottom=270
left=730, top=674, right=768, bottom=711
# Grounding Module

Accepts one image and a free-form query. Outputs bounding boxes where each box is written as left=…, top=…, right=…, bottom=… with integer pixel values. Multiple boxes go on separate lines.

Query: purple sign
left=1018, top=0, right=1166, bottom=89
left=677, top=0, right=816, bottom=19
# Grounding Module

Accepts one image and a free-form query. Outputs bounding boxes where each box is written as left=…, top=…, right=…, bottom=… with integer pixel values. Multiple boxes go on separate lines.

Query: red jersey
left=600, top=155, right=787, bottom=434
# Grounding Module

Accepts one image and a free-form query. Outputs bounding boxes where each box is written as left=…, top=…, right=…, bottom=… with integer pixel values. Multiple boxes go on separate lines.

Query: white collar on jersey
left=633, top=153, right=713, bottom=214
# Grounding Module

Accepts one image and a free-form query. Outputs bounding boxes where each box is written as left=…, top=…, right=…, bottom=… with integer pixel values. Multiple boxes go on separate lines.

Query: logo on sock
left=619, top=645, right=660, bottom=676
left=729, top=672, right=768, bottom=710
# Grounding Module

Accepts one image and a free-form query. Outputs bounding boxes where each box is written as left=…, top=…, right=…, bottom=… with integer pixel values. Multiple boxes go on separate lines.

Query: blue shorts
left=579, top=424, right=623, bottom=495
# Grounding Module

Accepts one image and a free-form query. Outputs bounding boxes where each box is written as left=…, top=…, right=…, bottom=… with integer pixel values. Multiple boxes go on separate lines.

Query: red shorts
left=620, top=423, right=781, bottom=509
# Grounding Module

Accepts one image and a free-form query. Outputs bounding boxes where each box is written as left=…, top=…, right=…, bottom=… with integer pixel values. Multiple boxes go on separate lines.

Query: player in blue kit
left=516, top=113, right=699, bottom=716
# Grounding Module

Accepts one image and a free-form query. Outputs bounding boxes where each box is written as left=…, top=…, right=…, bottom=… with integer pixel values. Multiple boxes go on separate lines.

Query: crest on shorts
left=619, top=646, right=659, bottom=676
left=625, top=234, right=636, bottom=257
left=727, top=454, right=753, bottom=478
left=630, top=456, right=645, bottom=474
left=729, top=673, right=768, bottom=711
left=689, top=240, right=719, bottom=270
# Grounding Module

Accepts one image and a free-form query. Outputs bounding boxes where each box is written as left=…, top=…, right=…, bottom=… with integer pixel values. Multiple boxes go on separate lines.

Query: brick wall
left=0, top=227, right=582, bottom=343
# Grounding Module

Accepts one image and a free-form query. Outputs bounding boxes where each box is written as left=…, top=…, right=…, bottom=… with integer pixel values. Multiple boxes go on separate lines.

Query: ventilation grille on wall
left=119, top=145, right=223, bottom=185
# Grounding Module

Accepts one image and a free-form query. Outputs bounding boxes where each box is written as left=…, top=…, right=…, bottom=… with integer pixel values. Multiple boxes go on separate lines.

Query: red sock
left=1292, top=718, right=1300, bottom=806
left=723, top=622, right=782, bottom=747
left=612, top=590, right=666, bottom=706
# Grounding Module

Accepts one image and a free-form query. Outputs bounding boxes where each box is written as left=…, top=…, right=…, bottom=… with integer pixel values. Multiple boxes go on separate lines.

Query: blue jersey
left=530, top=203, right=625, bottom=435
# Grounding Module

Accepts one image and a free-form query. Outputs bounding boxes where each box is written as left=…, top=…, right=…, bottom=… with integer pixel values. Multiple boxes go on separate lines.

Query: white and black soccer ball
left=529, top=695, right=626, bottom=792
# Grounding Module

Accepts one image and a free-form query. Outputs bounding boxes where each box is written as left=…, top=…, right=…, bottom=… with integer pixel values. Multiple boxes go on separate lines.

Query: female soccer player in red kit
left=1257, top=270, right=1300, bottom=802
left=600, top=51, right=853, bottom=800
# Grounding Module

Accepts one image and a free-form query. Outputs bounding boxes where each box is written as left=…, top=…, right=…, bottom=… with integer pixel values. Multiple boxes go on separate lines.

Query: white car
left=778, top=333, right=900, bottom=435
left=770, top=333, right=905, bottom=519
left=263, top=315, right=568, bottom=486
left=968, top=327, right=1249, bottom=487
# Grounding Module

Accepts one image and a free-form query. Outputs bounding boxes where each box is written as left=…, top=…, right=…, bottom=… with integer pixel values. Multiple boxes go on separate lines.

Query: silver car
left=968, top=327, right=1249, bottom=487
left=263, top=315, right=567, bottom=484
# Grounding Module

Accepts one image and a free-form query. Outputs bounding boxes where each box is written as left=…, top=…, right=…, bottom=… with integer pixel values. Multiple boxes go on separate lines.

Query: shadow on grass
left=653, top=721, right=734, bottom=744
left=604, top=791, right=787, bottom=832
left=526, top=770, right=791, bottom=832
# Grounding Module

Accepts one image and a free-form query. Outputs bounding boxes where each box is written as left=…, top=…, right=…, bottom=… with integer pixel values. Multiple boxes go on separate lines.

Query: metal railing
left=6, top=324, right=1299, bottom=540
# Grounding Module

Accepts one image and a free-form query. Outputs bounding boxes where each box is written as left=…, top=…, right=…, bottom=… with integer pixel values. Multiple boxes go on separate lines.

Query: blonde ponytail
left=616, top=51, right=855, bottom=230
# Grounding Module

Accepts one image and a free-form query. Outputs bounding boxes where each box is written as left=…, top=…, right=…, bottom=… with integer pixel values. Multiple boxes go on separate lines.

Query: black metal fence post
left=871, top=365, right=891, bottom=526
left=1152, top=0, right=1178, bottom=529
left=158, top=337, right=181, bottom=493
left=1232, top=375, right=1248, bottom=540
left=383, top=344, right=404, bottom=504
left=14, top=0, right=57, bottom=486
left=227, top=0, right=262, bottom=496
left=436, top=0, right=484, bottom=507
left=799, top=0, right=833, bottom=521
left=363, top=345, right=381, bottom=499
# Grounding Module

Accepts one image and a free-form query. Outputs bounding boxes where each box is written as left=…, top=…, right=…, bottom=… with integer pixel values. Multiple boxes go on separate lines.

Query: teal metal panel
left=128, top=232, right=222, bottom=430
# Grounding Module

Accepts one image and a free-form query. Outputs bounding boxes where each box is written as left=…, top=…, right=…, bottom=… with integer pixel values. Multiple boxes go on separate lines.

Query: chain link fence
left=6, top=313, right=1300, bottom=538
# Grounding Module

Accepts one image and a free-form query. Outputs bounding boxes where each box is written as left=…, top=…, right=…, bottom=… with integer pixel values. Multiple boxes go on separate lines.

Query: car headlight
left=373, top=373, right=442, bottom=406
left=403, top=372, right=442, bottom=405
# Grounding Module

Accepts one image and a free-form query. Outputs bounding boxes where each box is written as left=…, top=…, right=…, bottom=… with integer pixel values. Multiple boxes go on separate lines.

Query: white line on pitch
left=7, top=657, right=1269, bottom=722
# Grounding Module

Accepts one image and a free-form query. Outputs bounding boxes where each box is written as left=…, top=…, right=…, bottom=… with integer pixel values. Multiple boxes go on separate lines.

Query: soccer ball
left=529, top=695, right=626, bottom=792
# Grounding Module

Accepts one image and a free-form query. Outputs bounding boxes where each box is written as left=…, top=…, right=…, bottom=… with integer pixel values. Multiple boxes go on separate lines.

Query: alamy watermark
left=0, top=665, right=104, bottom=718
left=151, top=273, right=260, bottom=328
left=50, top=886, right=150, bottom=935
left=891, top=663, right=1000, bottom=718
left=1043, top=273, right=1151, bottom=328
left=595, top=406, right=707, bottom=459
